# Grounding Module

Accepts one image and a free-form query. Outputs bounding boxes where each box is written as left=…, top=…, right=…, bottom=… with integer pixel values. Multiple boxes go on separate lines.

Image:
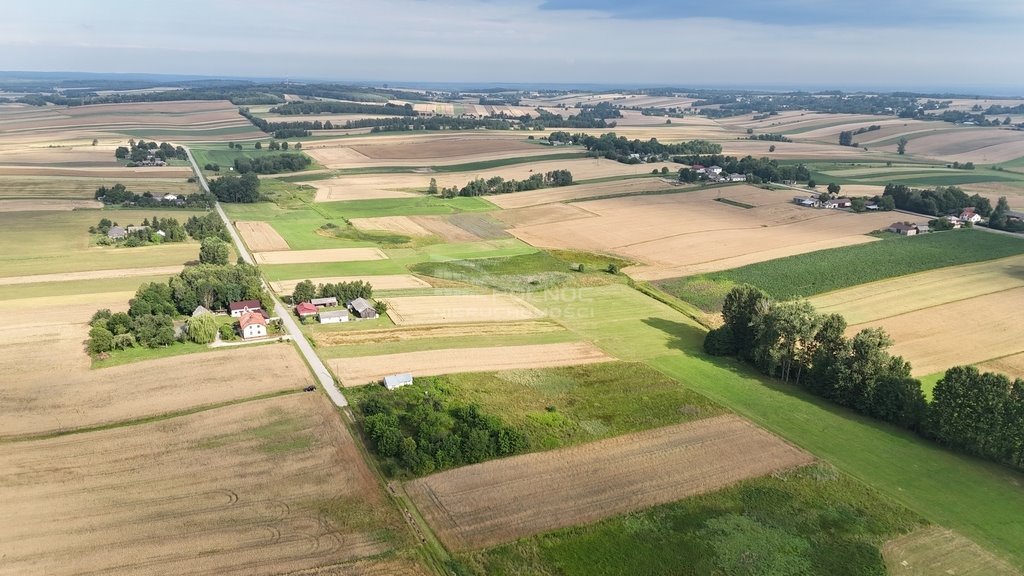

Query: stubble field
left=406, top=414, right=813, bottom=551
left=385, top=294, right=545, bottom=325
left=236, top=220, right=291, bottom=251
left=253, top=247, right=387, bottom=264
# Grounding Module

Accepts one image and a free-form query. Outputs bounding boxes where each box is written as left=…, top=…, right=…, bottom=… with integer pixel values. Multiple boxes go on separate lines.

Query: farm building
left=960, top=208, right=983, bottom=223
left=295, top=302, right=318, bottom=318
left=106, top=226, right=127, bottom=239
left=238, top=312, right=267, bottom=340
left=310, top=296, right=339, bottom=308
left=191, top=305, right=212, bottom=317
left=794, top=197, right=819, bottom=208
left=888, top=222, right=919, bottom=236
left=943, top=215, right=964, bottom=229
left=728, top=173, right=746, bottom=182
left=229, top=299, right=263, bottom=318
left=125, top=225, right=149, bottom=234
left=384, top=373, right=413, bottom=390
left=319, top=310, right=350, bottom=324
left=707, top=165, right=723, bottom=175
left=348, top=297, right=378, bottom=319
left=834, top=197, right=852, bottom=208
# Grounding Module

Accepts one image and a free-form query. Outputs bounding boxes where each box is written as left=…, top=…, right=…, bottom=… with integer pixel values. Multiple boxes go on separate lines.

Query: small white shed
left=383, top=373, right=413, bottom=390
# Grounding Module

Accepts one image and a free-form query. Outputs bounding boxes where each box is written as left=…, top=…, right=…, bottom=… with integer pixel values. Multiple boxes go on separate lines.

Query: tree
left=199, top=237, right=230, bottom=265
left=254, top=141, right=262, bottom=150
left=114, top=146, right=129, bottom=159
left=295, top=142, right=302, bottom=149
left=807, top=179, right=816, bottom=188
left=92, top=138, right=99, bottom=146
left=427, top=178, right=438, bottom=195
left=88, top=326, right=114, bottom=354
left=292, top=279, right=316, bottom=304
left=129, top=282, right=176, bottom=317
left=769, top=145, right=776, bottom=152
left=218, top=323, right=236, bottom=341
left=186, top=313, right=217, bottom=344
left=851, top=197, right=866, bottom=212
left=827, top=183, right=841, bottom=195
left=839, top=130, right=854, bottom=146
left=897, top=137, right=909, bottom=155
left=281, top=141, right=289, bottom=150
left=879, top=195, right=896, bottom=211
left=721, top=285, right=769, bottom=361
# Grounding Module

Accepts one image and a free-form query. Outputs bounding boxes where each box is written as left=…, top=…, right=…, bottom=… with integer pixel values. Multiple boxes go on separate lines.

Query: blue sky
left=1, top=1, right=1021, bottom=93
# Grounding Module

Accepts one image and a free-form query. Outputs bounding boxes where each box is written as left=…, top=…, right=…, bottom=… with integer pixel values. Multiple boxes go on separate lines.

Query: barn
left=348, top=297, right=378, bottom=319
left=319, top=310, right=350, bottom=324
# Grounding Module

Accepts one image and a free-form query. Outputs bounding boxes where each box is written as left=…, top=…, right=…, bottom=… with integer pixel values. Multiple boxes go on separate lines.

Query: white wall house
left=239, top=312, right=267, bottom=340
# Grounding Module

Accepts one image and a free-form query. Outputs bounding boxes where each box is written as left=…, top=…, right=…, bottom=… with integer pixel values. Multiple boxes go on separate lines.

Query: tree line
left=269, top=101, right=417, bottom=117
left=290, top=279, right=372, bottom=305
left=882, top=184, right=992, bottom=217
left=435, top=170, right=573, bottom=198
left=839, top=125, right=881, bottom=146
left=238, top=107, right=310, bottom=138
left=548, top=131, right=721, bottom=164
left=184, top=212, right=230, bottom=241
left=677, top=155, right=811, bottom=184
left=747, top=133, right=791, bottom=142
left=233, top=153, right=310, bottom=174
left=94, top=183, right=214, bottom=209
left=209, top=173, right=260, bottom=203
left=989, top=196, right=1024, bottom=232
left=706, top=285, right=1024, bottom=471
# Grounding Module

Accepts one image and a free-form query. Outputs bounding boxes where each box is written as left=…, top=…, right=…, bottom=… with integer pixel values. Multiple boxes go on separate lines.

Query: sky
left=1, top=0, right=1022, bottom=93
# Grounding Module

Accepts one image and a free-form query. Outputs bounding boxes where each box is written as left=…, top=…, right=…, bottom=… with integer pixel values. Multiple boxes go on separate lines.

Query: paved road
left=183, top=147, right=348, bottom=407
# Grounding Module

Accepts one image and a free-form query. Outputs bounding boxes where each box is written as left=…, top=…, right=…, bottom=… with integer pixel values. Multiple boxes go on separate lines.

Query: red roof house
left=295, top=302, right=318, bottom=317
left=238, top=311, right=267, bottom=340
left=228, top=299, right=263, bottom=317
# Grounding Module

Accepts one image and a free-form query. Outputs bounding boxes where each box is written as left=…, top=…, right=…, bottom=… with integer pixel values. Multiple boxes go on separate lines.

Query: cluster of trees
left=548, top=132, right=721, bottom=164
left=437, top=170, right=573, bottom=198
left=367, top=116, right=517, bottom=132
left=677, top=156, right=811, bottom=184
left=357, top=383, right=529, bottom=476
left=838, top=125, right=880, bottom=146
left=93, top=183, right=214, bottom=209
left=88, top=304, right=176, bottom=353
left=881, top=184, right=992, bottom=217
left=90, top=215, right=187, bottom=246
left=747, top=133, right=791, bottom=142
left=269, top=101, right=417, bottom=117
left=948, top=161, right=976, bottom=170
left=291, top=279, right=372, bottom=305
left=209, top=173, right=260, bottom=203
left=989, top=196, right=1024, bottom=232
left=169, top=262, right=268, bottom=313
left=115, top=140, right=188, bottom=163
left=184, top=212, right=230, bottom=241
left=233, top=153, right=310, bottom=174
left=238, top=107, right=310, bottom=138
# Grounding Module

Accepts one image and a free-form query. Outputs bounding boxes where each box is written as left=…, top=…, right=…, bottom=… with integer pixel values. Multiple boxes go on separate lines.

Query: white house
left=728, top=173, right=746, bottom=182
left=707, top=165, right=723, bottom=175
left=384, top=373, right=413, bottom=390
left=318, top=310, right=350, bottom=324
left=229, top=299, right=263, bottom=318
left=960, top=208, right=983, bottom=223
left=239, top=311, right=267, bottom=340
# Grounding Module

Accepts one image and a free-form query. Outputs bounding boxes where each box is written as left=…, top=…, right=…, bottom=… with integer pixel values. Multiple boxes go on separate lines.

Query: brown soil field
left=717, top=139, right=877, bottom=160
left=311, top=177, right=418, bottom=201
left=330, top=342, right=613, bottom=386
left=253, top=247, right=387, bottom=265
left=271, top=274, right=431, bottom=294
left=236, top=220, right=291, bottom=251
left=976, top=352, right=1024, bottom=381
left=492, top=203, right=598, bottom=227
left=305, top=136, right=550, bottom=168
left=809, top=255, right=1024, bottom=325
left=791, top=118, right=935, bottom=142
left=487, top=177, right=680, bottom=209
left=0, top=175, right=198, bottom=199
left=0, top=393, right=409, bottom=575
left=0, top=144, right=118, bottom=166
left=313, top=320, right=564, bottom=347
left=879, top=128, right=1024, bottom=163
left=406, top=415, right=813, bottom=551
left=385, top=294, right=545, bottom=326
left=408, top=215, right=481, bottom=242
left=0, top=198, right=102, bottom=211
left=883, top=526, right=1021, bottom=576
left=350, top=216, right=432, bottom=236
left=0, top=265, right=184, bottom=286
left=506, top=185, right=914, bottom=280
left=848, top=287, right=1024, bottom=376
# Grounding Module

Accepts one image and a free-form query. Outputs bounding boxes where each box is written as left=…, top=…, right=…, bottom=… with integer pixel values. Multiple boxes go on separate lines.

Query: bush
left=218, top=323, right=237, bottom=341
left=186, top=313, right=218, bottom=344
left=607, top=263, right=619, bottom=274
left=703, top=325, right=737, bottom=356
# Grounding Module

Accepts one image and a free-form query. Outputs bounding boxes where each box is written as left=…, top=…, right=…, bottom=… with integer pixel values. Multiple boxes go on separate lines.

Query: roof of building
left=962, top=207, right=977, bottom=214
left=107, top=226, right=126, bottom=237
left=239, top=311, right=266, bottom=329
left=229, top=299, right=262, bottom=312
left=319, top=310, right=350, bottom=320
left=310, top=296, right=338, bottom=306
left=384, top=373, right=413, bottom=389
left=349, top=297, right=374, bottom=314
left=889, top=222, right=917, bottom=231
left=192, top=305, right=211, bottom=317
left=296, top=302, right=318, bottom=315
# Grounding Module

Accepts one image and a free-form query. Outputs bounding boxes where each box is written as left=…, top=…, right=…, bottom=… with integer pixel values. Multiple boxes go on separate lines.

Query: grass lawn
left=659, top=229, right=1024, bottom=309
left=0, top=275, right=176, bottom=301
left=458, top=463, right=923, bottom=576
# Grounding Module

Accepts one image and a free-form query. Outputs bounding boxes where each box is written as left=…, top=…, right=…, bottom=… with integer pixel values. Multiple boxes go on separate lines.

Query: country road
left=184, top=147, right=348, bottom=407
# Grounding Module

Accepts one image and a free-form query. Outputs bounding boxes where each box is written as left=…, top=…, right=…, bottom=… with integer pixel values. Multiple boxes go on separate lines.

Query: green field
left=659, top=229, right=1024, bottom=308
left=189, top=146, right=318, bottom=173
left=328, top=151, right=588, bottom=176
left=0, top=274, right=175, bottom=301
left=411, top=250, right=630, bottom=292
left=318, top=327, right=577, bottom=359
left=458, top=463, right=923, bottom=576
left=807, top=161, right=1024, bottom=188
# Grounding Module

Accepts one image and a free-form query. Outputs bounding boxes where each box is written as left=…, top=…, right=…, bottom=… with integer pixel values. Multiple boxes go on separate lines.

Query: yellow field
left=385, top=294, right=545, bottom=326
left=0, top=198, right=102, bottom=211
left=976, top=353, right=1024, bottom=381
left=487, top=177, right=680, bottom=209
left=270, top=274, right=431, bottom=293
left=884, top=526, right=1022, bottom=576
left=349, top=216, right=432, bottom=236
left=252, top=247, right=387, bottom=264
left=878, top=128, right=1024, bottom=163
left=236, top=220, right=290, bottom=251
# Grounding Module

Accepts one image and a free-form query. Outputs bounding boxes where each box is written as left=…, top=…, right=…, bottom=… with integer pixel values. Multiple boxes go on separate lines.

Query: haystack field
left=0, top=393, right=407, bottom=575
left=330, top=342, right=613, bottom=386
left=0, top=198, right=102, bottom=211
left=253, top=247, right=387, bottom=265
left=406, top=415, right=813, bottom=551
left=236, top=220, right=291, bottom=251
left=385, top=294, right=545, bottom=326
left=848, top=287, right=1024, bottom=376
left=883, top=526, right=1022, bottom=576
left=349, top=216, right=432, bottom=237
left=271, top=274, right=431, bottom=294
left=486, top=177, right=680, bottom=209
left=809, top=254, right=1024, bottom=325
left=505, top=185, right=912, bottom=280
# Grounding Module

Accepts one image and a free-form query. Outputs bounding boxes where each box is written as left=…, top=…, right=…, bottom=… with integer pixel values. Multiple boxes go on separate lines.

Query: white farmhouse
left=239, top=311, right=267, bottom=340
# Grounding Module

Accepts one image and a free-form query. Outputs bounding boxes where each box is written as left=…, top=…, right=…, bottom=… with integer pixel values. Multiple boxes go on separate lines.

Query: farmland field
left=329, top=341, right=613, bottom=385
left=271, top=274, right=431, bottom=293
left=385, top=294, right=545, bottom=325
left=252, top=247, right=387, bottom=264
left=235, top=220, right=291, bottom=251
left=0, top=393, right=412, bottom=575
left=884, top=526, right=1022, bottom=576
left=407, top=415, right=813, bottom=551
left=0, top=175, right=199, bottom=199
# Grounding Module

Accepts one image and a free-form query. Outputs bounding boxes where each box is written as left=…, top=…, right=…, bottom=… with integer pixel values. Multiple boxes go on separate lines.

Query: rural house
left=728, top=173, right=746, bottom=182
left=238, top=311, right=267, bottom=340
left=348, top=297, right=378, bottom=319
left=318, top=310, right=350, bottom=324
left=295, top=302, right=318, bottom=318
left=384, top=373, right=413, bottom=390
left=106, top=226, right=127, bottom=239
left=707, top=165, right=723, bottom=175
left=887, top=222, right=919, bottom=236
left=229, top=299, right=263, bottom=318
left=834, top=197, right=852, bottom=208
left=794, top=197, right=819, bottom=208
left=960, top=207, right=983, bottom=223
left=310, top=296, right=339, bottom=308
left=943, top=215, right=963, bottom=229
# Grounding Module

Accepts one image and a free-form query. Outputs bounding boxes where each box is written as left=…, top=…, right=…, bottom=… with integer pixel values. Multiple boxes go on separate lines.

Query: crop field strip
left=270, top=274, right=431, bottom=293
left=406, top=414, right=813, bottom=551
left=252, top=247, right=387, bottom=264
left=883, top=526, right=1022, bottom=576
left=235, top=220, right=291, bottom=252
left=384, top=294, right=546, bottom=326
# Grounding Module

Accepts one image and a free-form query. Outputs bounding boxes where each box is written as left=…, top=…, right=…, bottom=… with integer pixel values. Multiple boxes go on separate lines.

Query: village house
left=960, top=207, right=983, bottom=224
left=348, top=297, right=378, bottom=319
left=888, top=222, right=919, bottom=236
left=943, top=215, right=964, bottom=229
left=384, top=373, right=414, bottom=390
left=833, top=197, right=852, bottom=208
left=228, top=299, right=263, bottom=318
left=728, top=173, right=746, bottom=182
left=706, top=165, right=723, bottom=175
left=318, top=310, right=350, bottom=324
left=310, top=296, right=339, bottom=308
left=106, top=225, right=127, bottom=239
left=794, top=197, right=819, bottom=208
left=238, top=311, right=267, bottom=340
left=295, top=302, right=318, bottom=318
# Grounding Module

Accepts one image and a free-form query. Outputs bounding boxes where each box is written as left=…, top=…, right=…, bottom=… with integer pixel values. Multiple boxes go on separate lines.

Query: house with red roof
left=295, top=302, right=318, bottom=318
left=239, top=311, right=267, bottom=340
left=229, top=299, right=263, bottom=318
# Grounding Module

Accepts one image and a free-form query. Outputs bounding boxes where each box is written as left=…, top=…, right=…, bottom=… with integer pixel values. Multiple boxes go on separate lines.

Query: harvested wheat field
left=848, top=287, right=1024, bottom=376
left=879, top=128, right=1024, bottom=163
left=305, top=136, right=561, bottom=169
left=350, top=136, right=539, bottom=159
left=0, top=165, right=194, bottom=178
left=0, top=265, right=184, bottom=286
left=717, top=139, right=877, bottom=160
left=0, top=393, right=409, bottom=576
left=506, top=185, right=907, bottom=280
left=406, top=415, right=813, bottom=551
left=0, top=198, right=102, bottom=211
left=492, top=203, right=598, bottom=228
left=407, top=215, right=481, bottom=242
left=883, top=526, right=1021, bottom=576
left=976, top=352, right=1024, bottom=381
left=487, top=177, right=680, bottom=209
left=385, top=294, right=545, bottom=326
left=310, top=177, right=418, bottom=202
left=790, top=118, right=931, bottom=142
left=0, top=175, right=198, bottom=199
left=810, top=254, right=1024, bottom=325
left=236, top=220, right=291, bottom=251
left=271, top=274, right=430, bottom=294
left=349, top=216, right=432, bottom=237
left=330, top=342, right=613, bottom=386
left=314, top=320, right=565, bottom=347
left=253, top=247, right=387, bottom=265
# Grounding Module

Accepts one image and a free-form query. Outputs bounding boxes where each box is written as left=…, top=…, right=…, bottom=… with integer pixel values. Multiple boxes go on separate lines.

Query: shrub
left=218, top=323, right=237, bottom=341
